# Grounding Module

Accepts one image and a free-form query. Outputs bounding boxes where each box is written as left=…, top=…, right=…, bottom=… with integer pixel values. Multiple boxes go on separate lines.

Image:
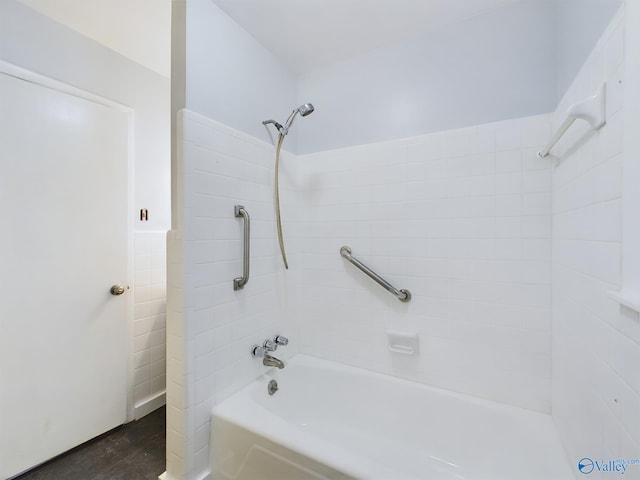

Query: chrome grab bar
left=233, top=205, right=250, bottom=290
left=340, top=246, right=411, bottom=302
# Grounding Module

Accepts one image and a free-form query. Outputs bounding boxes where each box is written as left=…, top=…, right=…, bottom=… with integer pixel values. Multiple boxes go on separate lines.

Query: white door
left=0, top=70, right=130, bottom=479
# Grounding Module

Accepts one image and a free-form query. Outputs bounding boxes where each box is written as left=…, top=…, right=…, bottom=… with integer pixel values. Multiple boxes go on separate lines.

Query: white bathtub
left=211, top=355, right=573, bottom=480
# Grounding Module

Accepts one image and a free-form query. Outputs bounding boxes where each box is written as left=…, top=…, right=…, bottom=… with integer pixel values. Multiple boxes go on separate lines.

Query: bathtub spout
left=263, top=354, right=285, bottom=369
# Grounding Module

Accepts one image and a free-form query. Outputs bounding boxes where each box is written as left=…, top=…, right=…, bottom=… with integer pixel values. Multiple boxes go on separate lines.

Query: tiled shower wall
left=133, top=231, right=167, bottom=418
left=292, top=114, right=555, bottom=412
left=551, top=7, right=640, bottom=470
left=166, top=109, right=298, bottom=479
left=167, top=5, right=640, bottom=480
left=169, top=110, right=555, bottom=477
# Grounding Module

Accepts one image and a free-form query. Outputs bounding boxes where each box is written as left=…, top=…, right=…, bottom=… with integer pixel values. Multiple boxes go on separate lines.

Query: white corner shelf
left=607, top=290, right=640, bottom=313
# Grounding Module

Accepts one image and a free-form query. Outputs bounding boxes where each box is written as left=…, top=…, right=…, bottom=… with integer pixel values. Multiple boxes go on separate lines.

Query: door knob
left=110, top=284, right=126, bottom=296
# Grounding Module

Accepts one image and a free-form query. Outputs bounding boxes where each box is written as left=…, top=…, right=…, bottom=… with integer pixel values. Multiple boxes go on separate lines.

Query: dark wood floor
left=14, top=406, right=166, bottom=480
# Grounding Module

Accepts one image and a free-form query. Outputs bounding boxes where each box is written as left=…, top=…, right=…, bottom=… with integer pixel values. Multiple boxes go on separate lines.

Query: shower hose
left=275, top=133, right=288, bottom=269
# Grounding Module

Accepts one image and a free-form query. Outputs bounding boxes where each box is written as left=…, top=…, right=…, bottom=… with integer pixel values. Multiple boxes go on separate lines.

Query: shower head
left=296, top=103, right=315, bottom=117
left=263, top=102, right=315, bottom=136
left=282, top=102, right=315, bottom=134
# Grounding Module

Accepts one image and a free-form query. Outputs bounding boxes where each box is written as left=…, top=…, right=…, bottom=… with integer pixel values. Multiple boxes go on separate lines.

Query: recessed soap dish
left=387, top=331, right=419, bottom=356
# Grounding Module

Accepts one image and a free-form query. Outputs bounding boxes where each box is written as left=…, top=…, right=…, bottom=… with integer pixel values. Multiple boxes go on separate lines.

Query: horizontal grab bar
left=538, top=83, right=606, bottom=158
left=340, top=246, right=411, bottom=302
left=538, top=116, right=576, bottom=158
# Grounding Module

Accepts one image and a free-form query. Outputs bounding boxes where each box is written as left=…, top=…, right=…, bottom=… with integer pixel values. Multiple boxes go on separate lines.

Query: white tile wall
left=166, top=228, right=187, bottom=479
left=551, top=7, right=640, bottom=478
left=292, top=114, right=554, bottom=412
left=167, top=110, right=298, bottom=479
left=169, top=115, right=557, bottom=478
left=133, top=231, right=167, bottom=417
left=167, top=10, right=638, bottom=478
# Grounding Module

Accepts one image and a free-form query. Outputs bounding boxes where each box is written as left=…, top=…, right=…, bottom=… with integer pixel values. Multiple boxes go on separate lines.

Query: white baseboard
left=158, top=470, right=210, bottom=480
left=134, top=390, right=166, bottom=419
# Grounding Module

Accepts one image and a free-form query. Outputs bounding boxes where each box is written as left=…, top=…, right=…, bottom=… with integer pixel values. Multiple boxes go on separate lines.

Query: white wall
left=621, top=0, right=640, bottom=300
left=15, top=0, right=171, bottom=78
left=184, top=0, right=298, bottom=151
left=1, top=0, right=171, bottom=233
left=555, top=0, right=623, bottom=102
left=293, top=114, right=554, bottom=412
left=550, top=6, right=640, bottom=476
left=183, top=0, right=624, bottom=156
left=170, top=110, right=557, bottom=480
left=166, top=2, right=300, bottom=478
left=133, top=232, right=168, bottom=418
left=167, top=110, right=298, bottom=480
left=1, top=0, right=171, bottom=419
left=296, top=1, right=557, bottom=154
left=171, top=1, right=638, bottom=479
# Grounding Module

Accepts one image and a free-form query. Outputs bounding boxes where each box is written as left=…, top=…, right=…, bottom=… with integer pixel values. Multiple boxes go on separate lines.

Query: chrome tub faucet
left=251, top=335, right=289, bottom=369
left=262, top=354, right=285, bottom=369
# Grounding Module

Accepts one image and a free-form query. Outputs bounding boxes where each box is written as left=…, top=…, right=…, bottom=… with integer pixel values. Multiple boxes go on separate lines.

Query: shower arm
left=263, top=109, right=299, bottom=136
left=263, top=119, right=284, bottom=134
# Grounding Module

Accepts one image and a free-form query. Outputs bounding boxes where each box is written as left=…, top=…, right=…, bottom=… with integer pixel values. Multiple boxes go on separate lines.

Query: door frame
left=0, top=59, right=136, bottom=422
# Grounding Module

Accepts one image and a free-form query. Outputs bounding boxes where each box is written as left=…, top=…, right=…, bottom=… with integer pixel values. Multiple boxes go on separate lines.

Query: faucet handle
left=274, top=335, right=289, bottom=347
left=263, top=339, right=277, bottom=352
left=251, top=345, right=265, bottom=357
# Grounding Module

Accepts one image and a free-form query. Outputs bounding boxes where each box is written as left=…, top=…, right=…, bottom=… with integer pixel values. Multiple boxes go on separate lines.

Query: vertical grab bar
left=233, top=205, right=250, bottom=290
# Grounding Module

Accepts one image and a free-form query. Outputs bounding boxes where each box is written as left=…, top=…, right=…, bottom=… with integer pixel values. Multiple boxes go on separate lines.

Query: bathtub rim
left=211, top=354, right=573, bottom=480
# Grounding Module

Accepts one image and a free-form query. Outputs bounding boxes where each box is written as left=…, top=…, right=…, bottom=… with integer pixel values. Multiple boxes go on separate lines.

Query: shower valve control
left=253, top=337, right=287, bottom=357
left=263, top=339, right=277, bottom=352
left=251, top=345, right=266, bottom=357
